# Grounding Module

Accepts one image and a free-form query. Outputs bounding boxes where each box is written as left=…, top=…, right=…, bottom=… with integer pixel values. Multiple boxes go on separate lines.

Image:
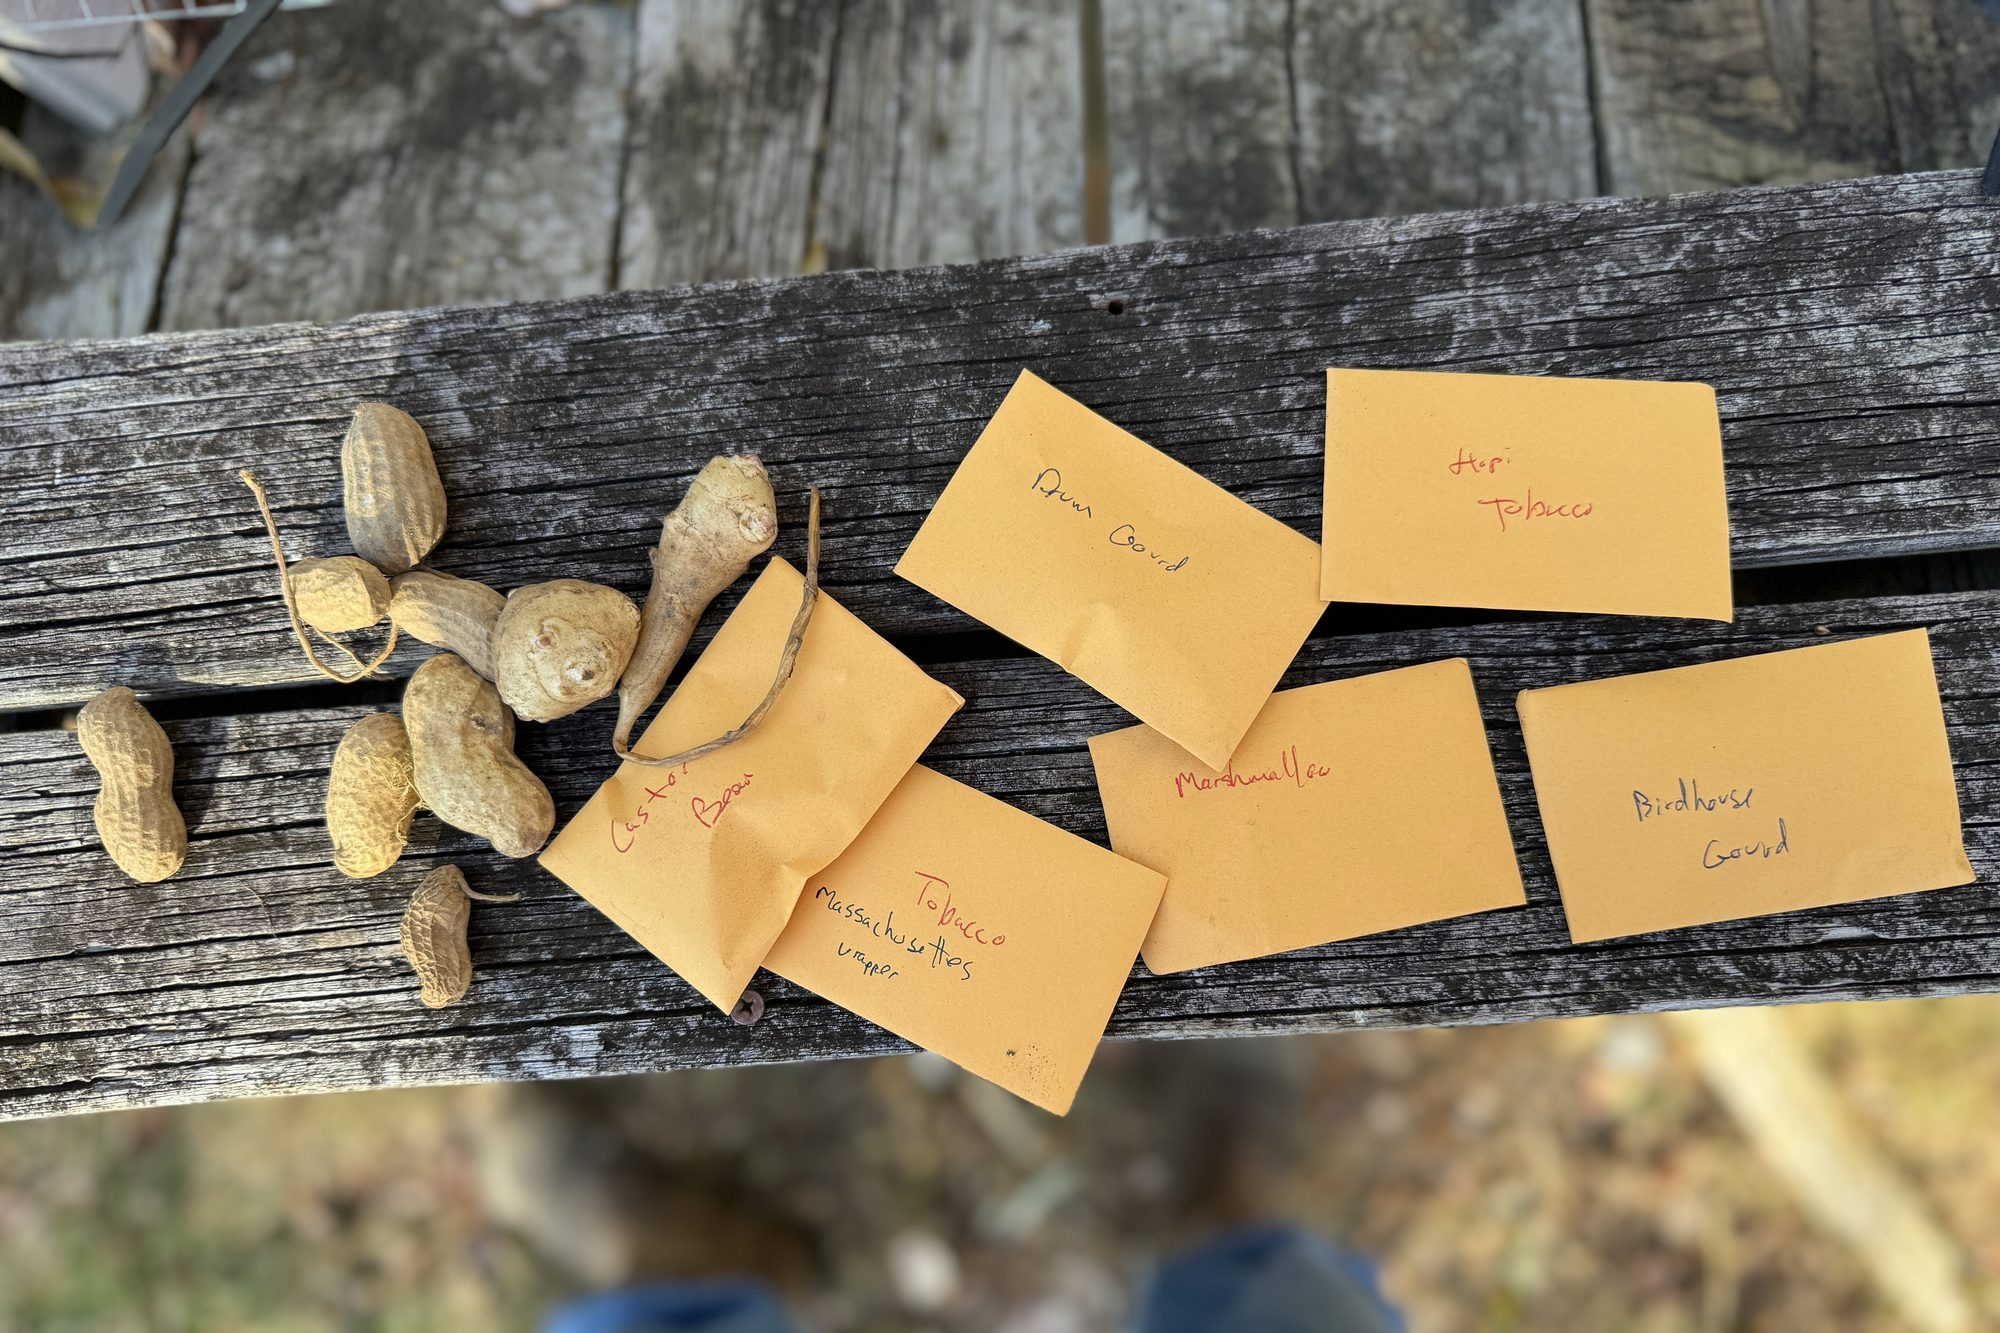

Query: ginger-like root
left=621, top=488, right=818, bottom=771
left=612, top=455, right=779, bottom=756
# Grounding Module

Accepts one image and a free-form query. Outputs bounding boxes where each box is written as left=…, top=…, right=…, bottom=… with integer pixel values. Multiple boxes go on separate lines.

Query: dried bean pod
left=491, top=579, right=640, bottom=723
left=403, top=653, right=554, bottom=857
left=389, top=568, right=506, bottom=679
left=342, top=403, right=447, bottom=575
left=326, top=712, right=419, bottom=878
left=291, top=555, right=392, bottom=634
left=76, top=686, right=186, bottom=883
left=399, top=864, right=518, bottom=1009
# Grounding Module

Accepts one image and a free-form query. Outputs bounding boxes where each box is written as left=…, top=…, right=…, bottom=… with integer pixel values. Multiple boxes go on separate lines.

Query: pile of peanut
left=77, top=404, right=780, bottom=1008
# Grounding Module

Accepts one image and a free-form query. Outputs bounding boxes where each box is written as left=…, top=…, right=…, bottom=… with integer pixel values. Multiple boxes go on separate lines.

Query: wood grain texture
left=815, top=0, right=1086, bottom=269
left=1101, top=0, right=1301, bottom=238
left=1586, top=0, right=2000, bottom=196
left=6, top=589, right=1998, bottom=1121
left=1290, top=0, right=1598, bottom=217
left=2, top=170, right=1997, bottom=712
left=156, top=1, right=632, bottom=331
left=0, top=108, right=187, bottom=343
left=616, top=0, right=839, bottom=287
left=1101, top=0, right=1598, bottom=239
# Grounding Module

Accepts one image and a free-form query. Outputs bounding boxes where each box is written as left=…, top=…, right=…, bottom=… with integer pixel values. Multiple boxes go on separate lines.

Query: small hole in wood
left=1106, top=299, right=1126, bottom=315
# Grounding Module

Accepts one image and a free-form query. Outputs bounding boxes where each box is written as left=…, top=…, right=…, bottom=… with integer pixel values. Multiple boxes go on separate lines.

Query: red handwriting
left=691, top=774, right=754, bottom=829
left=1174, top=744, right=1330, bottom=799
left=1449, top=448, right=1592, bottom=534
left=914, top=871, right=1008, bottom=947
left=1477, top=490, right=1593, bottom=533
left=1448, top=447, right=1508, bottom=476
left=610, top=765, right=691, bottom=853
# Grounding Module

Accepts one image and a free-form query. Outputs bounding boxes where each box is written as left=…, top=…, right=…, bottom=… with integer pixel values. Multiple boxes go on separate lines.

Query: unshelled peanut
left=291, top=555, right=391, bottom=635
left=343, top=403, right=447, bottom=575
left=388, top=568, right=506, bottom=679
left=399, top=863, right=518, bottom=1008
left=76, top=686, right=186, bottom=883
left=326, top=712, right=419, bottom=878
left=402, top=653, right=554, bottom=857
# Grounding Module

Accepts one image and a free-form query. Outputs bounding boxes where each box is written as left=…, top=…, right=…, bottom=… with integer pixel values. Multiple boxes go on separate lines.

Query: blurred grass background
left=5, top=996, right=1997, bottom=1331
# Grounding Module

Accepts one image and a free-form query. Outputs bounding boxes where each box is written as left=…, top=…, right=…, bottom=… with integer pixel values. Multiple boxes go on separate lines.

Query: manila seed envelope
left=762, top=764, right=1167, bottom=1115
left=1322, top=368, right=1733, bottom=621
left=540, top=559, right=964, bottom=1013
left=1517, top=629, right=1974, bottom=943
left=1090, top=658, right=1525, bottom=974
left=896, top=369, right=1326, bottom=769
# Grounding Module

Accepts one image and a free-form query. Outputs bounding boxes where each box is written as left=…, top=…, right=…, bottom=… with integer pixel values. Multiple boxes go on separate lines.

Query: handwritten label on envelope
left=1518, top=629, right=1973, bottom=942
left=1321, top=368, right=1733, bottom=621
left=540, top=559, right=964, bottom=1013
left=762, top=764, right=1166, bottom=1115
left=1090, top=658, right=1524, bottom=974
left=896, top=369, right=1326, bottom=769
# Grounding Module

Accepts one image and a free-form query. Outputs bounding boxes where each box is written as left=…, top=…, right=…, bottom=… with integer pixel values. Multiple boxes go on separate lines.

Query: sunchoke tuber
left=613, top=455, right=778, bottom=756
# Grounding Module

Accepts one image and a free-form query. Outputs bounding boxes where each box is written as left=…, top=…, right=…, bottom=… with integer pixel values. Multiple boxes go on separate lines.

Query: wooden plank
left=814, top=0, right=1086, bottom=269
left=6, top=588, right=1998, bottom=1121
left=616, top=0, right=839, bottom=288
left=1100, top=0, right=1300, bottom=239
left=1586, top=0, right=2000, bottom=196
left=156, top=1, right=632, bottom=331
left=1099, top=0, right=1598, bottom=239
left=1289, top=0, right=1598, bottom=217
left=0, top=107, right=187, bottom=342
left=1, top=171, right=1996, bottom=713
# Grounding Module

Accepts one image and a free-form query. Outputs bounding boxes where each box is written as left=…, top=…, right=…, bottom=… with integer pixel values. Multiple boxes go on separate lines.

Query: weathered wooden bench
left=3, top=167, right=1997, bottom=1121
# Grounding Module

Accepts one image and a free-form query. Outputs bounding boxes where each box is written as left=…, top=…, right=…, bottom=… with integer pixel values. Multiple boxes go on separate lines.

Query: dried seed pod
left=76, top=686, right=186, bottom=883
left=614, top=455, right=778, bottom=756
left=491, top=579, right=641, bottom=723
left=290, top=555, right=392, bottom=634
left=326, top=712, right=418, bottom=878
left=402, top=653, right=554, bottom=857
left=240, top=470, right=400, bottom=684
left=389, top=568, right=506, bottom=679
left=399, top=863, right=519, bottom=1009
left=342, top=403, right=447, bottom=575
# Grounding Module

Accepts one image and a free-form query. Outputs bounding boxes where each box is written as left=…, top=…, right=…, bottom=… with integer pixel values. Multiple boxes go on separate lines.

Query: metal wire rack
left=3, top=0, right=328, bottom=32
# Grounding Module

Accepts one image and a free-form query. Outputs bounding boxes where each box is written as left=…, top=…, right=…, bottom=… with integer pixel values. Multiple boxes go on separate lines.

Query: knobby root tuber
left=492, top=579, right=641, bottom=723
left=613, top=455, right=778, bottom=757
left=620, top=487, right=820, bottom=771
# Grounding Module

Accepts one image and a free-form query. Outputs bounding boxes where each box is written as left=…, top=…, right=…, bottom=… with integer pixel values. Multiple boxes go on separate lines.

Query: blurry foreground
left=3, top=997, right=1997, bottom=1332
